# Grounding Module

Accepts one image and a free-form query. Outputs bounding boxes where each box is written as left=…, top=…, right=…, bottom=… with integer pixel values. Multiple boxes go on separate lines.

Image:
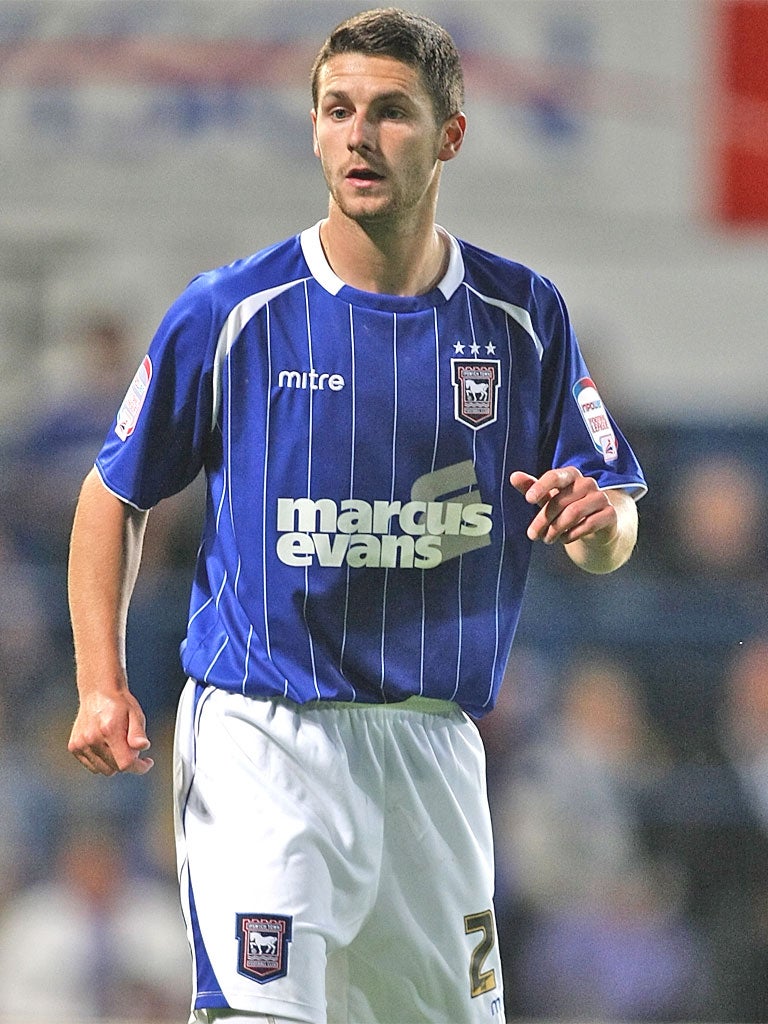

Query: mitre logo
left=451, top=359, right=501, bottom=430
left=277, top=368, right=345, bottom=391
left=275, top=461, right=493, bottom=570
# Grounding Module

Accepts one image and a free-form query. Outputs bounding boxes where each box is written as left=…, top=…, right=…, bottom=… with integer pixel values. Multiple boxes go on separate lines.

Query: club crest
left=451, top=359, right=501, bottom=430
left=236, top=913, right=292, bottom=984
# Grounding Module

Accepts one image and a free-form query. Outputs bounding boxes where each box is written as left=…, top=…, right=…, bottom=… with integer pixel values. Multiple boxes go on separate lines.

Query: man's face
left=312, top=53, right=461, bottom=226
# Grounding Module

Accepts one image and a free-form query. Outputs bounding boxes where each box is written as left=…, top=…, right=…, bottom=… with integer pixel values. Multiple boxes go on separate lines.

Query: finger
left=523, top=467, right=582, bottom=505
left=111, top=740, right=153, bottom=773
left=557, top=504, right=618, bottom=545
left=94, top=711, right=142, bottom=770
left=509, top=471, right=537, bottom=496
left=70, top=722, right=135, bottom=774
left=69, top=728, right=113, bottom=770
left=525, top=489, right=577, bottom=541
left=123, top=754, right=154, bottom=775
left=538, top=497, right=617, bottom=546
left=527, top=506, right=566, bottom=543
left=75, top=742, right=152, bottom=775
left=71, top=746, right=118, bottom=777
left=525, top=486, right=599, bottom=542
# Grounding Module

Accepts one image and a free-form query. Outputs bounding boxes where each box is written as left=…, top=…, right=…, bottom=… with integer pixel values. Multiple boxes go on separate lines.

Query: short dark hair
left=311, top=7, right=465, bottom=124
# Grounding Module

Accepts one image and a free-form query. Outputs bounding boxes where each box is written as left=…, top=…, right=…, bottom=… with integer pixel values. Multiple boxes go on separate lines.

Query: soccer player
left=67, top=8, right=646, bottom=1023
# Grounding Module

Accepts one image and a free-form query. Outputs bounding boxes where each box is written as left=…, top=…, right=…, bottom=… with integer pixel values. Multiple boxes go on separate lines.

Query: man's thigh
left=176, top=687, right=382, bottom=1022
left=344, top=708, right=505, bottom=1023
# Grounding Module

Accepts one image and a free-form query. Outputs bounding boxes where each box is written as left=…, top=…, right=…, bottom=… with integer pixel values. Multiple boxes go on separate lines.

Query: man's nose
left=347, top=113, right=375, bottom=151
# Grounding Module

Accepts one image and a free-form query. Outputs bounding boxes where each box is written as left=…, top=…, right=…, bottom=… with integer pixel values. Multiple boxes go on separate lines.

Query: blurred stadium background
left=1, top=0, right=767, bottom=1020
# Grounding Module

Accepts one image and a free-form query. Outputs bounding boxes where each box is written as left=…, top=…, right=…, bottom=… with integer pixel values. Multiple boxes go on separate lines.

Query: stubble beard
left=327, top=167, right=440, bottom=233
left=327, top=174, right=399, bottom=228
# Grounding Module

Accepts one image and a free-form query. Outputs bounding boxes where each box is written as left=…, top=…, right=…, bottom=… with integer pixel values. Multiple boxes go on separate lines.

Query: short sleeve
left=536, top=279, right=646, bottom=498
left=95, top=277, right=218, bottom=509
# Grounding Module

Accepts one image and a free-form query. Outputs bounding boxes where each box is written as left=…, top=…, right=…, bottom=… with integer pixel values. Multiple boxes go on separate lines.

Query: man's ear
left=311, top=108, right=320, bottom=158
left=438, top=112, right=467, bottom=162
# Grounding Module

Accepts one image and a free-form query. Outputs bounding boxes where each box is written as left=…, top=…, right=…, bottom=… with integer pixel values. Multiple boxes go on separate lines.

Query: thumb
left=127, top=710, right=150, bottom=751
left=126, top=717, right=154, bottom=774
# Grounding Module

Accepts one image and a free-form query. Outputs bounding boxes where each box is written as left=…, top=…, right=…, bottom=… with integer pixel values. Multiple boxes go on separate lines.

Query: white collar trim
left=299, top=221, right=464, bottom=300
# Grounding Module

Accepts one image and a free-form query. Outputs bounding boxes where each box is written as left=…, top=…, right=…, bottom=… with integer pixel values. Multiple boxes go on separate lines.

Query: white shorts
left=173, top=680, right=504, bottom=1024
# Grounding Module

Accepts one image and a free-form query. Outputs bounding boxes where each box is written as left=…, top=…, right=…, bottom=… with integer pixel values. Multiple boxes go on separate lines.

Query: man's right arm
left=67, top=467, right=154, bottom=776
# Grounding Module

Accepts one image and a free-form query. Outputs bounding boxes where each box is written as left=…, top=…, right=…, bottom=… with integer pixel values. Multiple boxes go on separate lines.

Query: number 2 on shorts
left=464, top=909, right=498, bottom=997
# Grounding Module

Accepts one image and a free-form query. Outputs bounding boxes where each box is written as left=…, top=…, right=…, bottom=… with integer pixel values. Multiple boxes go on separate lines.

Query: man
left=68, top=9, right=646, bottom=1024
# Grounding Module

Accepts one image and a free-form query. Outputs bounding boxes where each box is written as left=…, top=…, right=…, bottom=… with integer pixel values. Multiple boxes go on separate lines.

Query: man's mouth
left=346, top=168, right=384, bottom=182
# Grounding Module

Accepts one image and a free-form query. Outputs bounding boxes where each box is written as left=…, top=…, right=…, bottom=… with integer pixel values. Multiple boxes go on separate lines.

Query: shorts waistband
left=192, top=682, right=460, bottom=717
left=301, top=695, right=460, bottom=716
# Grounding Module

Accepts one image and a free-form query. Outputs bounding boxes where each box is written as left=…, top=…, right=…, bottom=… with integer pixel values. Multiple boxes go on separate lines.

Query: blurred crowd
left=1, top=314, right=767, bottom=1022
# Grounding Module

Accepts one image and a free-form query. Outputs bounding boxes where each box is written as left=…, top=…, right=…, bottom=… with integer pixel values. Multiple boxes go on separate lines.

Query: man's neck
left=318, top=210, right=448, bottom=296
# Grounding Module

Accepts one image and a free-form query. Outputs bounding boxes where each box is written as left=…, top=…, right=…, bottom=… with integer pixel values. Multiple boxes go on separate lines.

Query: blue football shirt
left=96, top=223, right=646, bottom=717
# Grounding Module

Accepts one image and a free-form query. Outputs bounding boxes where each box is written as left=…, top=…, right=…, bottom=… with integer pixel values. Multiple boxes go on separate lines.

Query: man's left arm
left=510, top=467, right=638, bottom=575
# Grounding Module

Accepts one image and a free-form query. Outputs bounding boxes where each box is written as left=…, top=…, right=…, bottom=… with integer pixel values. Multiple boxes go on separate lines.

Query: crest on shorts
left=451, top=359, right=501, bottom=430
left=235, top=913, right=292, bottom=984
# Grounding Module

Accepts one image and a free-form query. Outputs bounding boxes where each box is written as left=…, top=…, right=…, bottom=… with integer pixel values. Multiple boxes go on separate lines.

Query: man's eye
left=329, top=108, right=349, bottom=120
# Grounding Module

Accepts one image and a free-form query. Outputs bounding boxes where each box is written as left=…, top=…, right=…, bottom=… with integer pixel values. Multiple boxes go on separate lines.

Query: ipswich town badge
left=236, top=913, right=292, bottom=984
left=451, top=359, right=501, bottom=430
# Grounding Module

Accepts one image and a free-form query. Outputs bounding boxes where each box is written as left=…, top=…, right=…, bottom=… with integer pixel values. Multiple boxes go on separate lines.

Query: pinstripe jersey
left=96, top=222, right=646, bottom=717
